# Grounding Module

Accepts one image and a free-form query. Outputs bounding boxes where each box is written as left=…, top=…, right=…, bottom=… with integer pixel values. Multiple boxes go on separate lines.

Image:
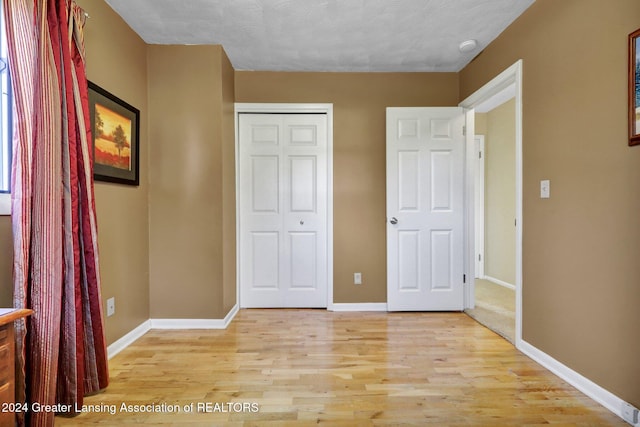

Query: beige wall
left=484, top=99, right=516, bottom=285
left=148, top=45, right=235, bottom=319
left=77, top=0, right=150, bottom=345
left=460, top=0, right=640, bottom=406
left=236, top=72, right=459, bottom=303
left=475, top=113, right=487, bottom=136
left=221, top=50, right=237, bottom=314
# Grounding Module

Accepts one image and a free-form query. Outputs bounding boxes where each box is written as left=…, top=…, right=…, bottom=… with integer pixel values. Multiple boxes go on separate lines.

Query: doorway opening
left=468, top=93, right=516, bottom=343
left=460, top=60, right=523, bottom=348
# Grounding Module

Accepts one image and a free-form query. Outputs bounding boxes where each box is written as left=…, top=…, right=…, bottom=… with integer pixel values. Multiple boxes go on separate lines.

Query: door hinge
left=462, top=125, right=466, bottom=136
left=463, top=274, right=466, bottom=284
left=478, top=254, right=481, bottom=262
left=479, top=151, right=482, bottom=159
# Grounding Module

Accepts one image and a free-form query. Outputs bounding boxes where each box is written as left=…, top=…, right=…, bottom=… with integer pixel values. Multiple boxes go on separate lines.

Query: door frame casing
left=459, top=59, right=523, bottom=348
left=474, top=135, right=485, bottom=279
left=234, top=103, right=335, bottom=310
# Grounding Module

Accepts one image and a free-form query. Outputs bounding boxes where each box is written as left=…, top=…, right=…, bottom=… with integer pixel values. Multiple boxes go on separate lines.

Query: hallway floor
left=465, top=279, right=515, bottom=343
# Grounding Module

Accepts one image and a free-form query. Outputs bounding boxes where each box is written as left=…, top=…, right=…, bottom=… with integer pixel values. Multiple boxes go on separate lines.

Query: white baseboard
left=150, top=304, right=239, bottom=330
left=107, top=305, right=239, bottom=359
left=483, top=275, right=516, bottom=290
left=107, top=320, right=151, bottom=360
left=330, top=303, right=388, bottom=312
left=519, top=339, right=627, bottom=424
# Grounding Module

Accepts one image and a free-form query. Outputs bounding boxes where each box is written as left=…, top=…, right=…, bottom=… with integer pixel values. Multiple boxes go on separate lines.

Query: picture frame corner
left=629, top=28, right=640, bottom=146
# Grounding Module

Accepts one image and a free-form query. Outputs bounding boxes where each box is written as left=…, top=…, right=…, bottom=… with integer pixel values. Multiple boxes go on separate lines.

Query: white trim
left=225, top=303, right=239, bottom=326
left=460, top=59, right=523, bottom=349
left=0, top=193, right=9, bottom=215
left=330, top=303, right=388, bottom=312
left=235, top=103, right=333, bottom=114
left=106, top=306, right=239, bottom=359
left=107, top=320, right=151, bottom=359
left=150, top=304, right=239, bottom=330
left=234, top=103, right=334, bottom=310
left=474, top=135, right=485, bottom=280
left=463, top=110, right=476, bottom=309
left=519, top=339, right=629, bottom=424
left=483, top=275, right=515, bottom=290
left=475, top=85, right=516, bottom=113
left=461, top=62, right=520, bottom=108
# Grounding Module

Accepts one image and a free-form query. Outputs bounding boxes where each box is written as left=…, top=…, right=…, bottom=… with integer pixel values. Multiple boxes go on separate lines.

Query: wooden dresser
left=0, top=309, right=32, bottom=427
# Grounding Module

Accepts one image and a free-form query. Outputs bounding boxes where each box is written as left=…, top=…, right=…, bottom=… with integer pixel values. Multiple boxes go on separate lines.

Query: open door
left=386, top=107, right=466, bottom=311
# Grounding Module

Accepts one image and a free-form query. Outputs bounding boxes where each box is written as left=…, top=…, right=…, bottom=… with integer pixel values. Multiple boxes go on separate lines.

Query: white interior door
left=386, top=107, right=465, bottom=311
left=239, top=113, right=328, bottom=308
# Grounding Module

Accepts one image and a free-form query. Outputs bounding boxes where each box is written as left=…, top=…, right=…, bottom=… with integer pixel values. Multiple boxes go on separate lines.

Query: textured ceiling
left=104, top=0, right=535, bottom=72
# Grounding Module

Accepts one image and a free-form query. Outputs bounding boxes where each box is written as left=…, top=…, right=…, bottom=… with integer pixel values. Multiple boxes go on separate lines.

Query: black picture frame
left=88, top=81, right=140, bottom=185
left=629, top=28, right=640, bottom=146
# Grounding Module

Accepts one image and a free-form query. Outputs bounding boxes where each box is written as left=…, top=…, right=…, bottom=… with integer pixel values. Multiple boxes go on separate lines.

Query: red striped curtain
left=3, top=0, right=108, bottom=425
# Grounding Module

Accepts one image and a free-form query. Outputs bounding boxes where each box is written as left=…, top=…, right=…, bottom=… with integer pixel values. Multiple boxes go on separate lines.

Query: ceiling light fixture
left=458, top=39, right=478, bottom=53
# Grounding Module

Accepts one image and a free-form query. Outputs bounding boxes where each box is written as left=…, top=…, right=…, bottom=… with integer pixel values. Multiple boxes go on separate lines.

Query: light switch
left=540, top=180, right=550, bottom=199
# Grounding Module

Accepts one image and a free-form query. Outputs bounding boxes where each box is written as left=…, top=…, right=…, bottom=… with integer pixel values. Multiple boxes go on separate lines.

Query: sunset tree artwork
left=94, top=103, right=132, bottom=170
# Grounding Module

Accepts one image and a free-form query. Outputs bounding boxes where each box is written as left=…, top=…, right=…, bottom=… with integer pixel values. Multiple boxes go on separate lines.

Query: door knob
left=390, top=217, right=398, bottom=225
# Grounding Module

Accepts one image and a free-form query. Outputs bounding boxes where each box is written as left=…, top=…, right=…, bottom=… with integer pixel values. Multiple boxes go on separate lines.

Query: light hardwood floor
left=56, top=309, right=625, bottom=426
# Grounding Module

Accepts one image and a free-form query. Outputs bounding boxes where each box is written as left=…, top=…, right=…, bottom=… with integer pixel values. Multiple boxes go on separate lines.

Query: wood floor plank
left=54, top=310, right=626, bottom=426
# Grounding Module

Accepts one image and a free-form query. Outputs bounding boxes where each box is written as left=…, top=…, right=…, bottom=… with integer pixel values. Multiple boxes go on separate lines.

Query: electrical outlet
left=354, top=272, right=362, bottom=285
left=622, top=402, right=639, bottom=425
left=106, top=297, right=115, bottom=317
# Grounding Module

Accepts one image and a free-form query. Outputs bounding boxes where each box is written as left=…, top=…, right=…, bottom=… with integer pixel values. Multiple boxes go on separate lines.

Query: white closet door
left=239, top=114, right=328, bottom=308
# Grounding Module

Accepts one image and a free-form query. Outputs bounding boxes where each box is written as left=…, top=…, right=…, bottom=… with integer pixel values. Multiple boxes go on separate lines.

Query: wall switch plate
left=354, top=272, right=362, bottom=285
left=621, top=402, right=639, bottom=425
left=106, top=297, right=115, bottom=317
left=540, top=179, right=550, bottom=199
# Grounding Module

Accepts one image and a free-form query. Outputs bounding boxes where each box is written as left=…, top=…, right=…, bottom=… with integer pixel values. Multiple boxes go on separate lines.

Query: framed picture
left=630, top=28, right=640, bottom=146
left=88, top=81, right=140, bottom=185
